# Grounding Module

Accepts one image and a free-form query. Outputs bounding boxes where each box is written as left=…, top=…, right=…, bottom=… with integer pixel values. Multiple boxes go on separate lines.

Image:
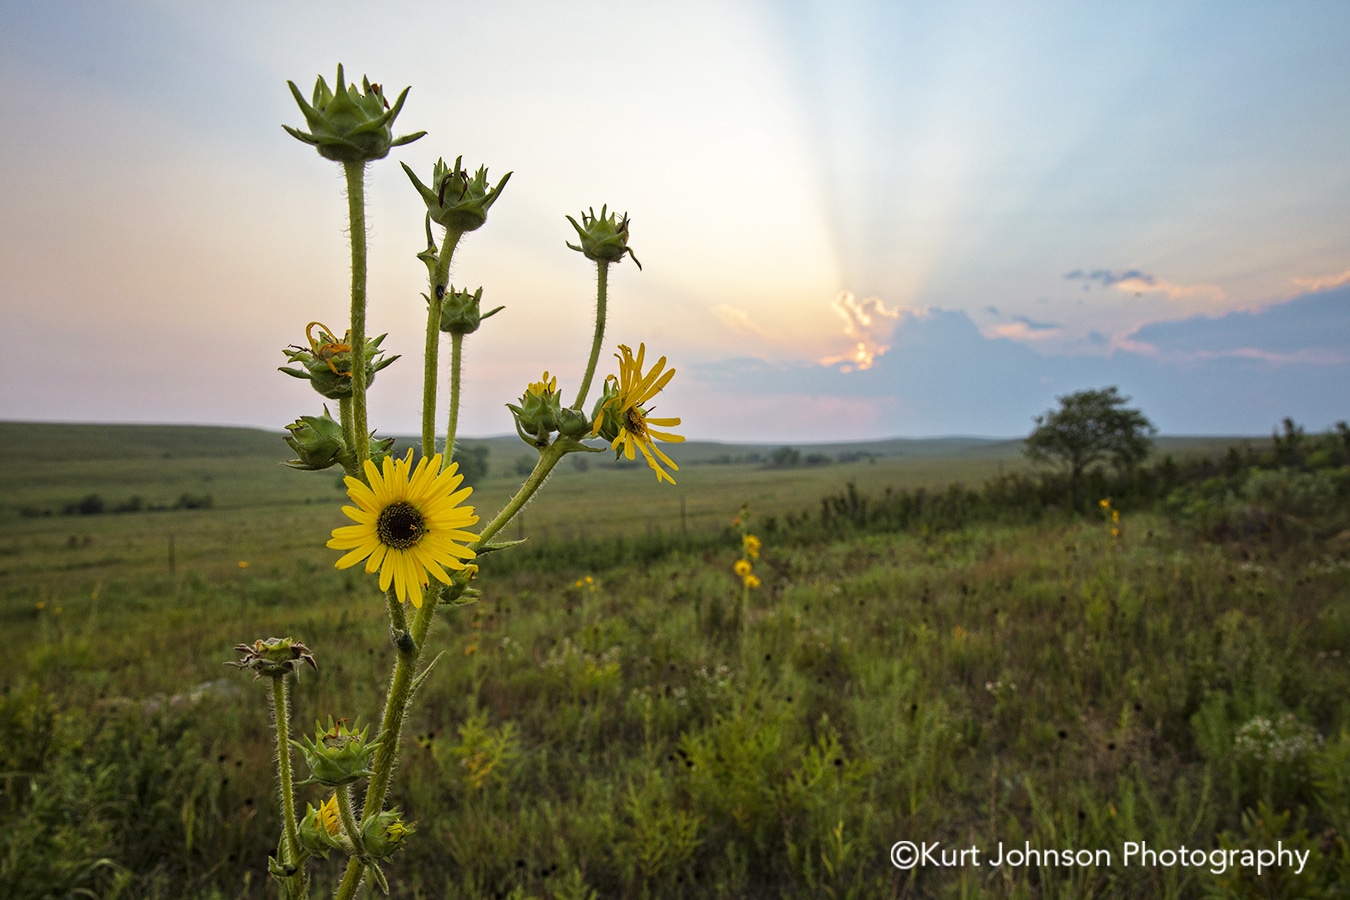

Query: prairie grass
left=1, top=424, right=1347, bottom=897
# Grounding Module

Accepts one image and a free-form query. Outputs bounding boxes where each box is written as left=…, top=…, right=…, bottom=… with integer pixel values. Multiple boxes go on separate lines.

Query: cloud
left=1125, top=284, right=1350, bottom=364
left=1292, top=268, right=1350, bottom=294
left=818, top=290, right=921, bottom=373
left=710, top=304, right=773, bottom=339
left=1065, top=268, right=1225, bottom=303
left=982, top=315, right=1061, bottom=342
left=686, top=288, right=1350, bottom=439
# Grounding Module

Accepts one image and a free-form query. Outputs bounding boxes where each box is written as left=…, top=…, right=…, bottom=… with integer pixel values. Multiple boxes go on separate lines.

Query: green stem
left=421, top=229, right=463, bottom=459
left=335, top=787, right=363, bottom=853
left=335, top=589, right=446, bottom=900
left=473, top=442, right=567, bottom=548
left=361, top=588, right=446, bottom=825
left=343, top=161, right=370, bottom=470
left=571, top=261, right=610, bottom=410
left=272, top=676, right=300, bottom=868
left=337, top=396, right=358, bottom=477
left=444, top=333, right=464, bottom=469
left=334, top=858, right=364, bottom=900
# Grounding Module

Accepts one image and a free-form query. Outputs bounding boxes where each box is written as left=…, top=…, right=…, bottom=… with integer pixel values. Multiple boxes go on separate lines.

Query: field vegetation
left=1, top=421, right=1347, bottom=898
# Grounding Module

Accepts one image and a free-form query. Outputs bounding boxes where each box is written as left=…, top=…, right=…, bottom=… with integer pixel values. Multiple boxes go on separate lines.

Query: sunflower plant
left=232, top=65, right=683, bottom=900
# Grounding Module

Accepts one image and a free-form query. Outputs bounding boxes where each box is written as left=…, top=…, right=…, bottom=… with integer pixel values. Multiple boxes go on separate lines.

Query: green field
left=2, top=422, right=1346, bottom=899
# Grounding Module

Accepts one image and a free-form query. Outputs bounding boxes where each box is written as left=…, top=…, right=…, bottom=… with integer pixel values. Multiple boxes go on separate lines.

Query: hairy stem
left=571, top=261, right=610, bottom=411
left=335, top=787, right=363, bottom=853
left=272, top=676, right=300, bottom=869
left=421, top=229, right=463, bottom=459
left=343, top=161, right=370, bottom=470
left=337, top=396, right=358, bottom=477
left=473, top=442, right=567, bottom=548
left=444, top=333, right=464, bottom=469
left=334, top=858, right=364, bottom=900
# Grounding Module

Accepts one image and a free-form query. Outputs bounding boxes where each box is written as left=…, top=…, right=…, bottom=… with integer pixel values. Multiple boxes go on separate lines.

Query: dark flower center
left=376, top=501, right=425, bottom=549
left=623, top=406, right=648, bottom=439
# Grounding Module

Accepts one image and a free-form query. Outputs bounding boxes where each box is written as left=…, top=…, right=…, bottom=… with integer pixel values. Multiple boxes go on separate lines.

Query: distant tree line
left=480, top=413, right=1350, bottom=576
left=20, top=493, right=214, bottom=518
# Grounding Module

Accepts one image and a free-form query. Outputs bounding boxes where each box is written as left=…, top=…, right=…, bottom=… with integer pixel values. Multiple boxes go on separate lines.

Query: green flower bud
left=437, top=286, right=504, bottom=336
left=279, top=322, right=399, bottom=401
left=291, top=717, right=380, bottom=787
left=361, top=809, right=414, bottom=860
left=590, top=377, right=623, bottom=443
left=227, top=637, right=317, bottom=681
left=556, top=407, right=595, bottom=441
left=402, top=157, right=511, bottom=233
left=507, top=372, right=564, bottom=447
left=284, top=64, right=425, bottom=163
left=566, top=205, right=641, bottom=269
left=366, top=433, right=397, bottom=470
left=297, top=795, right=345, bottom=858
left=284, top=407, right=348, bottom=471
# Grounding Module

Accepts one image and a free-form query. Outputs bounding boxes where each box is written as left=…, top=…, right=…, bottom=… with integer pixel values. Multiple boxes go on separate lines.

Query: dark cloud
left=689, top=293, right=1350, bottom=436
left=1064, top=269, right=1154, bottom=289
left=1128, top=286, right=1350, bottom=358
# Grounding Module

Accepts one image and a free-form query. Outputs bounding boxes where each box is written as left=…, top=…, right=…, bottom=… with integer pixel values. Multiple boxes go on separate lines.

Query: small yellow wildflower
left=743, top=534, right=761, bottom=559
left=734, top=559, right=753, bottom=578
left=527, top=372, right=557, bottom=397
left=743, top=573, right=761, bottom=590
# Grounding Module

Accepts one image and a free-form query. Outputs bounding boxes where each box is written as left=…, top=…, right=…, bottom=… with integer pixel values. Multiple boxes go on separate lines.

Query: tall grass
left=2, top=424, right=1347, bottom=897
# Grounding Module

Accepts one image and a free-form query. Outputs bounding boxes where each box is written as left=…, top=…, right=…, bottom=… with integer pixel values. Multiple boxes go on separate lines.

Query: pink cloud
left=1291, top=268, right=1350, bottom=294
left=818, top=290, right=922, bottom=372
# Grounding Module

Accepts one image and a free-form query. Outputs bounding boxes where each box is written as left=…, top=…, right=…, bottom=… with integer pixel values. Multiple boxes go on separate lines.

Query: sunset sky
left=2, top=1, right=1348, bottom=442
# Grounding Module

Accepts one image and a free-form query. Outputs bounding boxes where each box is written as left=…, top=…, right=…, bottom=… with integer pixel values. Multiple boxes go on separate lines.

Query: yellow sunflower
left=327, top=449, right=478, bottom=608
left=595, top=343, right=685, bottom=484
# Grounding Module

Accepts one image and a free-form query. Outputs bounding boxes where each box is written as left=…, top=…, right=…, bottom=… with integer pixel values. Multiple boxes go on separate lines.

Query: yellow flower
left=327, top=449, right=479, bottom=608
left=734, top=559, right=753, bottom=578
left=527, top=372, right=557, bottom=397
left=743, top=573, right=761, bottom=590
left=595, top=343, right=685, bottom=484
left=318, top=794, right=341, bottom=837
left=1099, top=498, right=1111, bottom=509
left=743, top=534, right=761, bottom=559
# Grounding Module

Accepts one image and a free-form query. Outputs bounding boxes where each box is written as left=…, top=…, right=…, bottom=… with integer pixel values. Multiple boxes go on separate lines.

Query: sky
left=2, top=0, right=1348, bottom=443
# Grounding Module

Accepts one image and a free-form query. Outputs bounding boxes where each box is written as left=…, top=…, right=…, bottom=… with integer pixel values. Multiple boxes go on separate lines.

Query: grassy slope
left=0, top=422, right=1250, bottom=596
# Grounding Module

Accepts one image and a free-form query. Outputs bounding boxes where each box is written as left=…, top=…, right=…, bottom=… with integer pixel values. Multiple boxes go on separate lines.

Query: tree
left=1025, top=387, right=1156, bottom=508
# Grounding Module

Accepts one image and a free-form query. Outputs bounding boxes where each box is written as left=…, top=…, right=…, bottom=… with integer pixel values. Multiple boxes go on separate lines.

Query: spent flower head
left=280, top=322, right=398, bottom=400
left=227, top=636, right=317, bottom=680
left=566, top=205, right=641, bottom=269
left=403, top=157, right=511, bottom=233
left=284, top=64, right=425, bottom=163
